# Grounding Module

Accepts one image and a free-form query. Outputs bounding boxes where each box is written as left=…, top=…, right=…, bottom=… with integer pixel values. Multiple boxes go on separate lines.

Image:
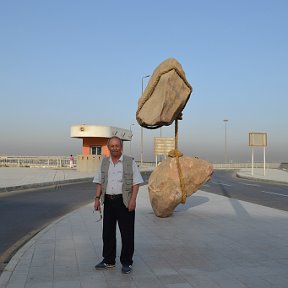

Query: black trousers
left=102, top=195, right=135, bottom=266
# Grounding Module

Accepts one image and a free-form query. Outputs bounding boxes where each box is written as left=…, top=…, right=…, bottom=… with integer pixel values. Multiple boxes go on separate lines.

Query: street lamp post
left=129, top=124, right=134, bottom=155
left=223, top=119, right=228, bottom=164
left=140, top=74, right=150, bottom=166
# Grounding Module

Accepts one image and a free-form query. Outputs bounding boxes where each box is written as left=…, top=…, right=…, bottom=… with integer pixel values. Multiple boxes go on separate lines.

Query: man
left=93, top=136, right=143, bottom=274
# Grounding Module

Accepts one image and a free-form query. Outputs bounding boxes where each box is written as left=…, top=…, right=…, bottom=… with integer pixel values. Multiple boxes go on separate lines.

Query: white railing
left=0, top=156, right=73, bottom=168
left=0, top=156, right=282, bottom=170
left=212, top=162, right=281, bottom=169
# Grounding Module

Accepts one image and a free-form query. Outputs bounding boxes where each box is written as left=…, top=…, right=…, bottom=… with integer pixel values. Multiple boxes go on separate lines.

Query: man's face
left=108, top=138, right=123, bottom=158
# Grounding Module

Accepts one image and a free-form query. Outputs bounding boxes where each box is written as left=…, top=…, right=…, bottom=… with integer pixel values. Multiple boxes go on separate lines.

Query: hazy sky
left=1, top=0, right=287, bottom=163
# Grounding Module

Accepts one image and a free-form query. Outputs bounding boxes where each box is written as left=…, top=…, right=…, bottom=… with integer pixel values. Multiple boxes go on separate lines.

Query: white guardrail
left=0, top=156, right=283, bottom=170
left=0, top=156, right=72, bottom=168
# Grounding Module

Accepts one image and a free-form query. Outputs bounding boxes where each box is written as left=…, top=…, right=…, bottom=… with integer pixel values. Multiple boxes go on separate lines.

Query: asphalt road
left=202, top=169, right=288, bottom=211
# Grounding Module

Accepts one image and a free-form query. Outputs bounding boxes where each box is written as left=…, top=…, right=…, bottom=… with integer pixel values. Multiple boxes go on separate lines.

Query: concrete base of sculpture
left=148, top=156, right=213, bottom=217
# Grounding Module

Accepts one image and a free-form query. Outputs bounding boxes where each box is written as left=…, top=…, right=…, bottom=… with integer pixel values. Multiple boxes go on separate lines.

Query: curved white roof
left=70, top=125, right=132, bottom=141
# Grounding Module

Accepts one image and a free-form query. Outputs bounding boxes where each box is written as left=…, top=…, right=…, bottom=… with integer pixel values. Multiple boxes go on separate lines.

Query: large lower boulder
left=148, top=156, right=213, bottom=217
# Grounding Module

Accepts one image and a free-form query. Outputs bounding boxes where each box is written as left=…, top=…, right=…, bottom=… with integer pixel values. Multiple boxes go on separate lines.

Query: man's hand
left=94, top=198, right=101, bottom=211
left=94, top=184, right=102, bottom=211
left=128, top=198, right=136, bottom=212
left=128, top=184, right=139, bottom=211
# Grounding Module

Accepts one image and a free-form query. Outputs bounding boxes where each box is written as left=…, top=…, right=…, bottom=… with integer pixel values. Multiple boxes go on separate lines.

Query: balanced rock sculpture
left=136, top=58, right=192, bottom=129
left=148, top=155, right=213, bottom=217
left=136, top=57, right=213, bottom=217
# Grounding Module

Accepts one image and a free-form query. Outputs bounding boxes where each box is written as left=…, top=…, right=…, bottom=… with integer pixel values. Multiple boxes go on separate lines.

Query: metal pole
left=129, top=124, right=134, bottom=155
left=263, top=146, right=266, bottom=176
left=223, top=119, right=228, bottom=164
left=141, top=74, right=150, bottom=166
left=252, top=147, right=254, bottom=176
left=130, top=138, right=132, bottom=156
left=140, top=126, right=143, bottom=165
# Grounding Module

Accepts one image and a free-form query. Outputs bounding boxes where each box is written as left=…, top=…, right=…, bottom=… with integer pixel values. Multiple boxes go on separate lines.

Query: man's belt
left=105, top=194, right=122, bottom=200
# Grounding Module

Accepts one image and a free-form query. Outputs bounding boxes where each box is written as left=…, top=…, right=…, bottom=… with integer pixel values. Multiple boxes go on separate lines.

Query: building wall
left=82, top=137, right=110, bottom=156
left=77, top=155, right=103, bottom=172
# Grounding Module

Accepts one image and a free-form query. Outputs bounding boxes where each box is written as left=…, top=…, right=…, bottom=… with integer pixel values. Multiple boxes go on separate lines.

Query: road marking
left=239, top=182, right=261, bottom=187
left=211, top=181, right=232, bottom=187
left=261, top=190, right=288, bottom=198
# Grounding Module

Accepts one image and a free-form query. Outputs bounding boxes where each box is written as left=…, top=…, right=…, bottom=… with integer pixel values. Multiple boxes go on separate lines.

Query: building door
left=91, top=146, right=102, bottom=155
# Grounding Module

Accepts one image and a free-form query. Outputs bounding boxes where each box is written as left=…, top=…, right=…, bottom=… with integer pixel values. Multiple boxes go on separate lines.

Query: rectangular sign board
left=154, top=137, right=175, bottom=155
left=249, top=132, right=267, bottom=147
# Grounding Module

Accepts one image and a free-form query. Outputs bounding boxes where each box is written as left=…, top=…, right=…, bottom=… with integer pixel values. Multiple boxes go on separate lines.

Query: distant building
left=70, top=124, right=132, bottom=171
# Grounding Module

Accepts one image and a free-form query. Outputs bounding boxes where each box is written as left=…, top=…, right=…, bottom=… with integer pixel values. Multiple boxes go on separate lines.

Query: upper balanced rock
left=148, top=155, right=213, bottom=217
left=136, top=58, right=192, bottom=129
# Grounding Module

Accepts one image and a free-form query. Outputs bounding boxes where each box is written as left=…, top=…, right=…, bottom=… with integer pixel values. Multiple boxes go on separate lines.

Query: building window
left=91, top=146, right=102, bottom=155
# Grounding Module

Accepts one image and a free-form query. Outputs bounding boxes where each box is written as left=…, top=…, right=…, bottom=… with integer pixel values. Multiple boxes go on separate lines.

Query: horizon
left=1, top=1, right=287, bottom=163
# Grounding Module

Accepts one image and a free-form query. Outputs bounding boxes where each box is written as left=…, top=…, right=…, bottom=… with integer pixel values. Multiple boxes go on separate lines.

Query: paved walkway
left=0, top=168, right=288, bottom=288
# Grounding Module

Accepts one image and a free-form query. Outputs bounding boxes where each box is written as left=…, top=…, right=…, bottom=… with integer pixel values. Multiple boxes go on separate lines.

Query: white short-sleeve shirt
left=93, top=155, right=143, bottom=195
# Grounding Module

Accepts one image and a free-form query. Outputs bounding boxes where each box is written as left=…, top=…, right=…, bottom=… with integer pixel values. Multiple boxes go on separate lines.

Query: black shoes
left=95, top=260, right=132, bottom=274
left=122, top=264, right=132, bottom=274
left=95, top=260, right=115, bottom=270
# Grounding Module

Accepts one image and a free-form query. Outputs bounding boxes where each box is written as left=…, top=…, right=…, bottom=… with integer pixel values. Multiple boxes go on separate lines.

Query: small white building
left=71, top=124, right=132, bottom=172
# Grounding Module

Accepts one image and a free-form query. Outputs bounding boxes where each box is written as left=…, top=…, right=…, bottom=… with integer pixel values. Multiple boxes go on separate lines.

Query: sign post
left=248, top=132, right=268, bottom=176
left=154, top=137, right=175, bottom=166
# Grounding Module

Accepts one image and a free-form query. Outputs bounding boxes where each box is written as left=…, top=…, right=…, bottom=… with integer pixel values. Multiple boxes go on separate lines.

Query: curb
left=236, top=172, right=288, bottom=185
left=0, top=177, right=94, bottom=193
